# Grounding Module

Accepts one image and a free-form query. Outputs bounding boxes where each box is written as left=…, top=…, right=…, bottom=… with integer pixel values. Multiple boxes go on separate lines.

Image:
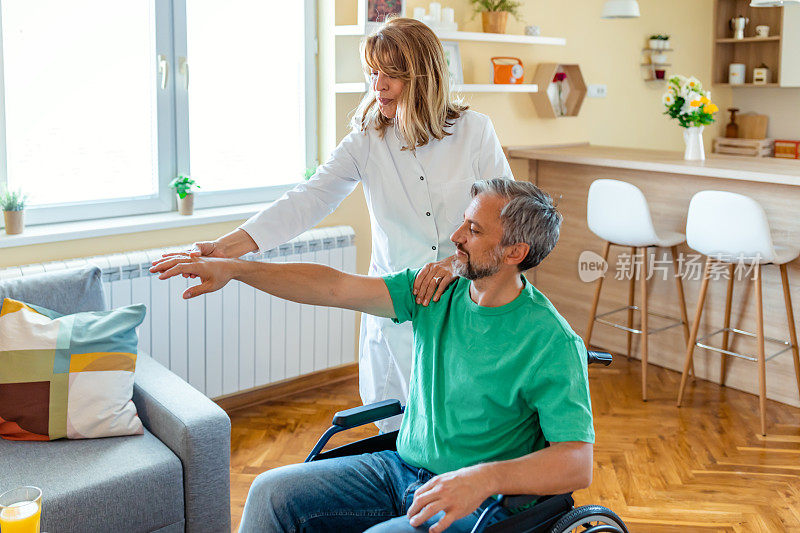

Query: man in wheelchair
left=155, top=179, right=595, bottom=532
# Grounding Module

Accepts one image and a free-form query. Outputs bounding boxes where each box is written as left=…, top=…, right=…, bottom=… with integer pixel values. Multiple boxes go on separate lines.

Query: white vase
left=683, top=126, right=705, bottom=161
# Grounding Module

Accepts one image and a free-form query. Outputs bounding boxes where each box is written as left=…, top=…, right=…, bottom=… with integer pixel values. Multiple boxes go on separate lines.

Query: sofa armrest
left=133, top=354, right=231, bottom=533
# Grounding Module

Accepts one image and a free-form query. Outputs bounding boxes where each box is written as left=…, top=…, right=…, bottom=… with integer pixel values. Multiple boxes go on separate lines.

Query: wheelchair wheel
left=549, top=505, right=628, bottom=533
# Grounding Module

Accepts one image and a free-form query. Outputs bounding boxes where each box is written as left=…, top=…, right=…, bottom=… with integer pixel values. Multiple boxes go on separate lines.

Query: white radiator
left=1, top=226, right=357, bottom=399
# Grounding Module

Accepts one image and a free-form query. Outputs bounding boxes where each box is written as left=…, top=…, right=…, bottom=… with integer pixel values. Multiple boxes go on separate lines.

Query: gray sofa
left=0, top=267, right=232, bottom=533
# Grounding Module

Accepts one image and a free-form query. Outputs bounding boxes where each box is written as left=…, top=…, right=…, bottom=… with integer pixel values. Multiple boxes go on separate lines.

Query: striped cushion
left=0, top=298, right=145, bottom=441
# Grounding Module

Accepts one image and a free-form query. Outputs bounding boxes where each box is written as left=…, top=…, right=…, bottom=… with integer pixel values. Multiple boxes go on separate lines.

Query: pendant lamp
left=601, top=0, right=641, bottom=18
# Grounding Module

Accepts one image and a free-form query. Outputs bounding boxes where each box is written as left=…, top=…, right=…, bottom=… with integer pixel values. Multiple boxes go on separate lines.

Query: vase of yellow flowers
left=662, top=75, right=718, bottom=161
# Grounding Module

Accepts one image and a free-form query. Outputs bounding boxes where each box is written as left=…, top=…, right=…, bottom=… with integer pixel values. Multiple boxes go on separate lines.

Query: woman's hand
left=413, top=256, right=457, bottom=306
left=150, top=229, right=257, bottom=277
left=150, top=242, right=219, bottom=278
left=149, top=255, right=236, bottom=298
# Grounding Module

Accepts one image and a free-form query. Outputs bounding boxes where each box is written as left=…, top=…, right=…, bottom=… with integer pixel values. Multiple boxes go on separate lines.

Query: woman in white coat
left=156, top=18, right=512, bottom=431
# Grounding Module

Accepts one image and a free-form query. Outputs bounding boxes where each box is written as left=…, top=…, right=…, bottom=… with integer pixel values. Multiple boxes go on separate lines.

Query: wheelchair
left=305, top=351, right=628, bottom=533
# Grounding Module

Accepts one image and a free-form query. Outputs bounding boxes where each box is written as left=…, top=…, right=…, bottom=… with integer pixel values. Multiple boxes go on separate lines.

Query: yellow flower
left=700, top=96, right=710, bottom=105
left=690, top=99, right=703, bottom=107
left=704, top=103, right=719, bottom=114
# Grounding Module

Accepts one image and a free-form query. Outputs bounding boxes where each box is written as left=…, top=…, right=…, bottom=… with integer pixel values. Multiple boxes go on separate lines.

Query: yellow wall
left=336, top=0, right=729, bottom=151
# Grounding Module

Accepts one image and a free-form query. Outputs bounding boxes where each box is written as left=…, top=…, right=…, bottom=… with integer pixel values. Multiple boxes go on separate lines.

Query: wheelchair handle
left=587, top=351, right=612, bottom=366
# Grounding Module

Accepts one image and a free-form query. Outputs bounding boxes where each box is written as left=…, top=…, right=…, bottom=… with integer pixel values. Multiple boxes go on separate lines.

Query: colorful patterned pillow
left=0, top=298, right=145, bottom=441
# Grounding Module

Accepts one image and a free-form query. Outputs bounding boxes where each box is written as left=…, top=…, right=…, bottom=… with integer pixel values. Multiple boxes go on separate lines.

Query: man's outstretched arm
left=152, top=256, right=396, bottom=318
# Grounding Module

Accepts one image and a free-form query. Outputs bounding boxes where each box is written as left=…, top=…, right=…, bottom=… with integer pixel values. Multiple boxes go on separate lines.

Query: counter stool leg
left=671, top=245, right=693, bottom=378
left=755, top=263, right=767, bottom=436
left=678, top=257, right=713, bottom=407
left=779, top=263, right=800, bottom=401
left=640, top=247, right=650, bottom=401
left=585, top=241, right=611, bottom=349
left=626, top=246, right=637, bottom=360
left=720, top=264, right=735, bottom=387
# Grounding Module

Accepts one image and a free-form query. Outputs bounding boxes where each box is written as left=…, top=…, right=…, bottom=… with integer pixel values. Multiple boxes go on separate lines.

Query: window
left=0, top=0, right=317, bottom=225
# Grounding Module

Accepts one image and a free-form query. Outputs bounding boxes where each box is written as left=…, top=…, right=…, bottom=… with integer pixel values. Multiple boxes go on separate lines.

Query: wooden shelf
left=711, top=0, right=797, bottom=86
left=334, top=25, right=566, bottom=45
left=530, top=63, right=587, bottom=118
left=714, top=82, right=780, bottom=87
left=335, top=82, right=539, bottom=93
left=716, top=36, right=781, bottom=43
left=640, top=63, right=672, bottom=67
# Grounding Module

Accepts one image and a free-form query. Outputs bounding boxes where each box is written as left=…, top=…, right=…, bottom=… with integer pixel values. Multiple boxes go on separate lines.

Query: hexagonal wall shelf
left=531, top=63, right=587, bottom=118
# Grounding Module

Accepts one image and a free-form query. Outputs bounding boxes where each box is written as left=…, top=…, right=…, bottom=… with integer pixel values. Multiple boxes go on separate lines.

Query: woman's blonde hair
left=352, top=17, right=468, bottom=150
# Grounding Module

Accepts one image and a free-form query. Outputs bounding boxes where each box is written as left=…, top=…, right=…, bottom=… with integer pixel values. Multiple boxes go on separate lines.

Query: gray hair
left=470, top=179, right=562, bottom=271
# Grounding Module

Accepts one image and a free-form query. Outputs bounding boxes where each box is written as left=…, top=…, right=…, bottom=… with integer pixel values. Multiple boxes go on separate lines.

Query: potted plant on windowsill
left=1, top=188, right=28, bottom=235
left=469, top=0, right=522, bottom=34
left=169, top=175, right=200, bottom=216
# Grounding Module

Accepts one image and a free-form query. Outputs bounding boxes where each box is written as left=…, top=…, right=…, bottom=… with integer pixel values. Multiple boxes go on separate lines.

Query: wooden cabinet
left=713, top=0, right=800, bottom=87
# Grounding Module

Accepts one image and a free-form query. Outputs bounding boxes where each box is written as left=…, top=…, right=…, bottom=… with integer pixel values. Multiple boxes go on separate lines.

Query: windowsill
left=0, top=203, right=267, bottom=249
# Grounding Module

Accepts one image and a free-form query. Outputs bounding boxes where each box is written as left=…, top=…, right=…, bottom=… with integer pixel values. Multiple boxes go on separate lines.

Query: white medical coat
left=239, top=110, right=513, bottom=431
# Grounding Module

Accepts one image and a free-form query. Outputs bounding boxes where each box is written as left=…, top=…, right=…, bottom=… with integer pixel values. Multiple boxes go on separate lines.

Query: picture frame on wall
left=367, top=0, right=405, bottom=25
left=441, top=41, right=463, bottom=85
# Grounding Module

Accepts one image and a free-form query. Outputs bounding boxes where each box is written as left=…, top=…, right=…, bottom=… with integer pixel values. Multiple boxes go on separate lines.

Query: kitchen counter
left=507, top=143, right=800, bottom=185
left=506, top=144, right=800, bottom=409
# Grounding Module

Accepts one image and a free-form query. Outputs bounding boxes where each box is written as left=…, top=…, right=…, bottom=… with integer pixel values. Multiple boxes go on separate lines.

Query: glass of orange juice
left=0, top=486, right=42, bottom=533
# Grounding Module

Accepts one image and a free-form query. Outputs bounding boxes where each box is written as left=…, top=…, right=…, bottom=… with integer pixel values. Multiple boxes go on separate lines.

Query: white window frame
left=0, top=0, right=317, bottom=226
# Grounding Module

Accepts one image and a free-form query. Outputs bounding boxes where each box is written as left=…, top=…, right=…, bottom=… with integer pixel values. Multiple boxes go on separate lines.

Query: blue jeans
left=238, top=450, right=509, bottom=532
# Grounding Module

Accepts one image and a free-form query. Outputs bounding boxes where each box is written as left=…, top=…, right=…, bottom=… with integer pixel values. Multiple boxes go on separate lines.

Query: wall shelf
left=715, top=82, right=780, bottom=87
left=716, top=36, right=781, bottom=43
left=335, top=82, right=538, bottom=94
left=530, top=63, right=586, bottom=118
left=712, top=0, right=800, bottom=87
left=641, top=42, right=672, bottom=82
left=334, top=25, right=567, bottom=46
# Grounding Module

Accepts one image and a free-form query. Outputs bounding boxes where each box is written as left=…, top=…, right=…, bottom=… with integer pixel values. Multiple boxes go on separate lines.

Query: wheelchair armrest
left=331, top=399, right=403, bottom=429
left=498, top=494, right=537, bottom=510
left=587, top=350, right=612, bottom=366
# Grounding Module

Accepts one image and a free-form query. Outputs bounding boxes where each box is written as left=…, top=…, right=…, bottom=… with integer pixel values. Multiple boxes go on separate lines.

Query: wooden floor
left=228, top=357, right=800, bottom=532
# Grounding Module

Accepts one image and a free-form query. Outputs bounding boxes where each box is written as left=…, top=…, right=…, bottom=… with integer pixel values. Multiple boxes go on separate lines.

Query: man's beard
left=452, top=245, right=504, bottom=280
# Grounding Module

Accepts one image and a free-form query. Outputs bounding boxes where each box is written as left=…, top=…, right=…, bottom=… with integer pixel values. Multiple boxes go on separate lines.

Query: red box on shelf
left=774, top=140, right=800, bottom=159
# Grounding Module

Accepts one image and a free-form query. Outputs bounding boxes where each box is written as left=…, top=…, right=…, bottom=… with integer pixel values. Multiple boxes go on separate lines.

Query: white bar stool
left=677, top=190, right=800, bottom=435
left=585, top=179, right=691, bottom=400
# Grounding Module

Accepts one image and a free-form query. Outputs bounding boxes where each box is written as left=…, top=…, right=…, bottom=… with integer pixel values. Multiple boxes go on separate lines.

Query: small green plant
left=0, top=188, right=27, bottom=211
left=169, top=175, right=200, bottom=199
left=469, top=0, right=523, bottom=20
left=304, top=167, right=318, bottom=181
left=650, top=34, right=670, bottom=40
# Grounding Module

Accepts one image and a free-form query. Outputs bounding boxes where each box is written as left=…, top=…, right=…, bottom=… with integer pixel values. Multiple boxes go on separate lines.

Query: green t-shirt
left=382, top=269, right=594, bottom=476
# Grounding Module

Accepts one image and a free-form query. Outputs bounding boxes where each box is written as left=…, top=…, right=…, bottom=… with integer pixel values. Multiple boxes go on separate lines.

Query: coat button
left=426, top=212, right=431, bottom=216
left=419, top=176, right=424, bottom=180
left=432, top=246, right=437, bottom=250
